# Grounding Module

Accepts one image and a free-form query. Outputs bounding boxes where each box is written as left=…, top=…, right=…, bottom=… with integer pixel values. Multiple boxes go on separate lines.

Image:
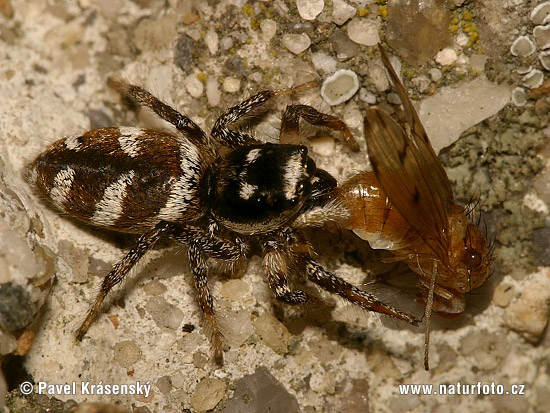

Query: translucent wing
left=364, top=46, right=455, bottom=257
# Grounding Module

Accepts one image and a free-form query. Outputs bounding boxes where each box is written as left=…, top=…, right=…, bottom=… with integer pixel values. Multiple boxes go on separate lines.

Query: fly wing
left=377, top=44, right=454, bottom=206
left=364, top=47, right=455, bottom=256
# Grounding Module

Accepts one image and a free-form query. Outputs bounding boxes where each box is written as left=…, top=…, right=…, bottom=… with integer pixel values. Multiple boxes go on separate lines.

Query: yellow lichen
left=242, top=3, right=254, bottom=17
left=358, top=7, right=369, bottom=17
left=378, top=5, right=387, bottom=19
left=197, top=72, right=207, bottom=82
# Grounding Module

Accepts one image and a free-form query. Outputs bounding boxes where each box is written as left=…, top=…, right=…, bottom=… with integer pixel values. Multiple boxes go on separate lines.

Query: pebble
left=219, top=367, right=299, bottom=412
left=223, top=76, right=241, bottom=93
left=220, top=35, right=234, bottom=50
left=530, top=1, right=550, bottom=25
left=387, top=92, right=402, bottom=105
left=331, top=0, right=356, bottom=25
left=142, top=280, right=167, bottom=296
left=282, top=33, right=311, bottom=54
left=493, top=282, right=515, bottom=307
left=310, top=136, right=336, bottom=156
left=359, top=88, right=377, bottom=104
left=311, top=52, right=337, bottom=73
left=204, top=29, right=218, bottom=55
left=435, top=48, right=457, bottom=66
left=0, top=283, right=34, bottom=332
left=133, top=14, right=177, bottom=52
left=470, top=54, right=489, bottom=72
left=156, top=376, right=172, bottom=395
left=320, top=69, right=359, bottom=105
left=411, top=75, right=430, bottom=93
left=460, top=331, right=508, bottom=371
left=329, top=31, right=359, bottom=60
left=184, top=73, right=204, bottom=98
left=221, top=310, right=253, bottom=348
left=253, top=313, right=291, bottom=354
left=113, top=340, right=141, bottom=368
left=144, top=296, right=184, bottom=330
left=190, top=378, right=227, bottom=412
left=429, top=68, right=442, bottom=82
left=206, top=77, right=221, bottom=106
left=511, top=87, right=527, bottom=107
left=369, top=62, right=390, bottom=92
left=347, top=18, right=380, bottom=46
left=522, top=69, right=544, bottom=89
left=260, top=19, right=277, bottom=41
left=220, top=279, right=251, bottom=302
left=296, top=0, right=324, bottom=21
left=533, top=24, right=550, bottom=49
left=504, top=269, right=550, bottom=343
left=510, top=35, right=537, bottom=57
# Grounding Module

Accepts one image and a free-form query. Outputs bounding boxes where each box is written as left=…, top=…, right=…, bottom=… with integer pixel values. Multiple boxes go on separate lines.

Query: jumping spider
left=30, top=79, right=418, bottom=365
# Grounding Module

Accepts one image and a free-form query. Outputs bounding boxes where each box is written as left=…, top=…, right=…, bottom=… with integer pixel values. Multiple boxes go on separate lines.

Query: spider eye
left=463, top=247, right=482, bottom=269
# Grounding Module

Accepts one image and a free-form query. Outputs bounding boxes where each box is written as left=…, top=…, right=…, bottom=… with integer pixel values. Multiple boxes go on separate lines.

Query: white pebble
left=359, top=88, right=376, bottom=104
left=321, top=69, right=359, bottom=106
left=206, top=77, right=220, bottom=106
left=282, top=33, right=311, bottom=54
left=184, top=74, right=203, bottom=97
left=223, top=77, right=241, bottom=93
left=204, top=29, right=218, bottom=55
left=347, top=18, right=380, bottom=46
left=310, top=136, right=336, bottom=156
left=456, top=32, right=469, bottom=47
left=369, top=63, right=389, bottom=92
left=429, top=68, right=442, bottom=82
left=260, top=19, right=277, bottom=41
left=435, top=48, right=457, bottom=66
left=530, top=1, right=550, bottom=25
left=412, top=76, right=430, bottom=93
left=533, top=24, right=550, bottom=49
left=387, top=93, right=402, bottom=105
left=331, top=0, right=356, bottom=25
left=522, top=69, right=544, bottom=89
left=511, top=87, right=527, bottom=107
left=311, top=52, right=337, bottom=73
left=220, top=36, right=233, bottom=50
left=510, top=35, right=537, bottom=57
left=296, top=0, right=324, bottom=21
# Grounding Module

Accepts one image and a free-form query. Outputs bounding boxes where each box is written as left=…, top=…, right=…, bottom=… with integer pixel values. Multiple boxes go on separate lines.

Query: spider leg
left=261, top=239, right=310, bottom=305
left=108, top=78, right=210, bottom=146
left=287, top=230, right=419, bottom=325
left=279, top=104, right=359, bottom=152
left=188, top=243, right=224, bottom=365
left=76, top=221, right=173, bottom=340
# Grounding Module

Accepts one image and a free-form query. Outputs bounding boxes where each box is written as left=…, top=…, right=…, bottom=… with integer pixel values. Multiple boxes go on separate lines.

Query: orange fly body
left=335, top=45, right=494, bottom=370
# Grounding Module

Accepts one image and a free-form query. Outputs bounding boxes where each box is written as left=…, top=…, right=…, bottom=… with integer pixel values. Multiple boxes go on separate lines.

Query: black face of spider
left=210, top=143, right=316, bottom=233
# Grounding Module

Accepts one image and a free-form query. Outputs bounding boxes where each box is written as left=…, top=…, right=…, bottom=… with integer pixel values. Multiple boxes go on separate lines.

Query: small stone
left=435, top=48, right=457, bottom=66
left=429, top=68, right=442, bottom=82
left=540, top=50, right=550, bottom=70
left=493, top=283, right=515, bottom=307
left=331, top=0, right=356, bottom=25
left=220, top=36, right=233, bottom=50
left=386, top=0, right=451, bottom=66
left=470, top=54, right=489, bottom=72
left=113, top=340, right=141, bottom=368
left=145, top=296, right=184, bottom=330
left=321, top=69, right=359, bottom=105
left=456, top=32, right=469, bottom=47
left=0, top=283, right=34, bottom=333
left=359, top=88, right=376, bottom=104
left=329, top=31, right=359, bottom=61
left=512, top=87, right=527, bottom=107
left=190, top=378, right=227, bottom=412
left=204, top=29, right=219, bottom=55
left=223, top=310, right=254, bottom=348
left=510, top=35, right=537, bottom=57
left=206, top=77, right=221, bottom=106
left=223, top=77, right=241, bottom=93
left=156, top=376, right=172, bottom=395
left=460, top=331, right=508, bottom=371
left=133, top=14, right=177, bottom=52
left=347, top=18, right=380, bottom=46
left=220, top=279, right=251, bottom=302
left=142, top=280, right=167, bottom=296
left=0, top=331, right=17, bottom=355
left=411, top=76, right=430, bottom=93
left=282, top=33, right=311, bottom=54
left=369, top=62, right=390, bottom=92
left=522, top=69, right=544, bottom=89
left=387, top=92, right=402, bottom=105
left=531, top=2, right=550, bottom=25
left=504, top=269, right=550, bottom=343
left=184, top=74, right=204, bottom=98
left=253, top=313, right=291, bottom=354
left=296, top=0, right=324, bottom=21
left=534, top=24, right=550, bottom=50
left=310, top=136, right=336, bottom=156
left=219, top=367, right=299, bottom=413
left=311, top=52, right=337, bottom=74
left=260, top=19, right=277, bottom=41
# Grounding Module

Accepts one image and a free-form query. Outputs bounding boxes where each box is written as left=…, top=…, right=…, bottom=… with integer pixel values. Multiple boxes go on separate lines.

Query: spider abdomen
left=30, top=127, right=207, bottom=232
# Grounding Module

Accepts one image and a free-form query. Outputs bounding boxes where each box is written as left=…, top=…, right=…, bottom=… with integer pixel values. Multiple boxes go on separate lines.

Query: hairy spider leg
left=279, top=104, right=360, bottom=152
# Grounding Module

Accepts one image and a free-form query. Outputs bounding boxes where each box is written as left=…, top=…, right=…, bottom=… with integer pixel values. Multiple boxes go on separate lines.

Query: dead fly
left=334, top=45, right=493, bottom=370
